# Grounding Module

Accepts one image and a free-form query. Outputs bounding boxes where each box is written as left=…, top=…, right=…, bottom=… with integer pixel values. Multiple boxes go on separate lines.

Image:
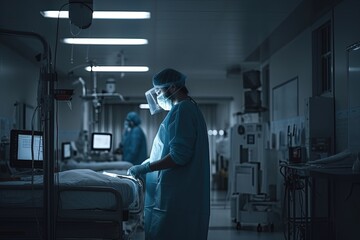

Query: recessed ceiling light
left=40, top=11, right=150, bottom=19
left=85, top=66, right=149, bottom=72
left=62, top=38, right=148, bottom=45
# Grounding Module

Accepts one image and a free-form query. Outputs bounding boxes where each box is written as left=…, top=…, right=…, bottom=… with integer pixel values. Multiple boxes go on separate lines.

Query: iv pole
left=0, top=28, right=56, bottom=240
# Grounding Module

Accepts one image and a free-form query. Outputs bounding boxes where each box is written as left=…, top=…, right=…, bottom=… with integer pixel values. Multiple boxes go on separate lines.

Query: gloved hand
left=127, top=161, right=151, bottom=178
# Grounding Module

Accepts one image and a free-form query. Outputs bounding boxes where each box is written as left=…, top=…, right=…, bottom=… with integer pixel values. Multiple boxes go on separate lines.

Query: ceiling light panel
left=62, top=38, right=148, bottom=45
left=40, top=11, right=150, bottom=19
left=85, top=66, right=149, bottom=72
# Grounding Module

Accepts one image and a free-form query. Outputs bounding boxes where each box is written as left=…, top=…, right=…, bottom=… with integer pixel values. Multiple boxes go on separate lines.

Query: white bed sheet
left=61, top=159, right=133, bottom=171
left=0, top=169, right=140, bottom=210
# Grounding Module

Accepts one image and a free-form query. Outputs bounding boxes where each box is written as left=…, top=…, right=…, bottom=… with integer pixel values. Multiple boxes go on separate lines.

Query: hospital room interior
left=1, top=0, right=360, bottom=239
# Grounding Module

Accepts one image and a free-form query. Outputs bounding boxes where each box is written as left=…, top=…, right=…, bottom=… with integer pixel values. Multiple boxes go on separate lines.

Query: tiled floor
left=130, top=190, right=284, bottom=240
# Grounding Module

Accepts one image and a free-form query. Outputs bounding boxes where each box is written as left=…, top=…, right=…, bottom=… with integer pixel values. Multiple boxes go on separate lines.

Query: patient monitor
left=62, top=142, right=72, bottom=160
left=91, top=132, right=112, bottom=152
left=9, top=129, right=44, bottom=169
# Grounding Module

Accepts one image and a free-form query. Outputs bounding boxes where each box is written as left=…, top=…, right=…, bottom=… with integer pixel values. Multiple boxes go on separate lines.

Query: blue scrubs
left=122, top=125, right=147, bottom=165
left=145, top=99, right=210, bottom=240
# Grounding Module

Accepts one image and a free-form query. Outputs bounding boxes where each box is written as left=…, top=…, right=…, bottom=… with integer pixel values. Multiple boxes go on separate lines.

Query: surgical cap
left=152, top=68, right=186, bottom=88
left=126, top=112, right=141, bottom=126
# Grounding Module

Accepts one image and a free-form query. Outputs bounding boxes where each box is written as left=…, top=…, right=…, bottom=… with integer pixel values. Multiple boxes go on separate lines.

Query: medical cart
left=230, top=163, right=279, bottom=232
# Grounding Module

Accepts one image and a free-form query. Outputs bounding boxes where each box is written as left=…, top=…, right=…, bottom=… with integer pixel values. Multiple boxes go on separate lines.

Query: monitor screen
left=62, top=142, right=72, bottom=160
left=243, top=70, right=261, bottom=89
left=91, top=132, right=112, bottom=151
left=10, top=129, right=44, bottom=169
left=245, top=90, right=261, bottom=110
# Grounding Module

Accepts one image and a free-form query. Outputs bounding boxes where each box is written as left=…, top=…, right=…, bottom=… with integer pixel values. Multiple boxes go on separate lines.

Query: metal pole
left=43, top=65, right=56, bottom=240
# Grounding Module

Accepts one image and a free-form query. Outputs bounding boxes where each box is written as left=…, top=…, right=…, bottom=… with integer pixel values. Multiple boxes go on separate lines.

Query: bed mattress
left=61, top=159, right=133, bottom=171
left=0, top=169, right=141, bottom=210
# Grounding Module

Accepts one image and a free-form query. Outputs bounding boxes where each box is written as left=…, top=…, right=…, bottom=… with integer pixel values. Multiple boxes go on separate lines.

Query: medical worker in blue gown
left=128, top=68, right=210, bottom=240
left=121, top=111, right=147, bottom=165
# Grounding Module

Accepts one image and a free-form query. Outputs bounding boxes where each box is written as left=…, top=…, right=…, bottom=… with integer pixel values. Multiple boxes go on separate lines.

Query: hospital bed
left=0, top=169, right=144, bottom=240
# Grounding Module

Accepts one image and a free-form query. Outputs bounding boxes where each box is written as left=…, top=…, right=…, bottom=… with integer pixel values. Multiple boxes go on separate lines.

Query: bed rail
left=0, top=184, right=127, bottom=239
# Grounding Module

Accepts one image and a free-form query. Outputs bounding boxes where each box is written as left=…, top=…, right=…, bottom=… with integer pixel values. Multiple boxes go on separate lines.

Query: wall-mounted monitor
left=62, top=142, right=72, bottom=160
left=244, top=90, right=261, bottom=111
left=91, top=132, right=112, bottom=151
left=243, top=70, right=261, bottom=90
left=9, top=129, right=43, bottom=169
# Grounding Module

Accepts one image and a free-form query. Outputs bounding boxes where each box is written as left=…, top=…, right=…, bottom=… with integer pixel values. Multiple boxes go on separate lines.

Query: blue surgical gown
left=144, top=99, right=210, bottom=240
left=122, top=125, right=147, bottom=165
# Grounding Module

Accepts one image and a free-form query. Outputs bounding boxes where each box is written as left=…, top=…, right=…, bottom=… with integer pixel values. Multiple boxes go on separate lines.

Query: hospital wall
left=264, top=7, right=323, bottom=204
left=0, top=44, right=39, bottom=137
left=263, top=0, right=356, bottom=193
left=266, top=0, right=360, bottom=155
left=324, top=3, right=360, bottom=237
left=266, top=23, right=312, bottom=151
left=333, top=0, right=360, bottom=151
left=264, top=0, right=360, bottom=237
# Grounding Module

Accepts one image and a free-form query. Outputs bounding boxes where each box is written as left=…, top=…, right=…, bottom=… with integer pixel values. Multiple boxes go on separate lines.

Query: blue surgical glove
left=127, top=161, right=151, bottom=178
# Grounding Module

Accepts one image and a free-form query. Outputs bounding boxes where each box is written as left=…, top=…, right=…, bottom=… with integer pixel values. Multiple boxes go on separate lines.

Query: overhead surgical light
left=40, top=10, right=151, bottom=19
left=85, top=66, right=149, bottom=72
left=62, top=38, right=148, bottom=45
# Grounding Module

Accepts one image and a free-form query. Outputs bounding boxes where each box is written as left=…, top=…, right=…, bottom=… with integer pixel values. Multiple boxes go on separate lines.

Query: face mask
left=157, top=93, right=173, bottom=111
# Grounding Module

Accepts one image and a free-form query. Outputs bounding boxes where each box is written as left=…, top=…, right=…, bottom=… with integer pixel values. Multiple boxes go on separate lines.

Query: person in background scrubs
left=128, top=68, right=210, bottom=240
left=120, top=111, right=147, bottom=165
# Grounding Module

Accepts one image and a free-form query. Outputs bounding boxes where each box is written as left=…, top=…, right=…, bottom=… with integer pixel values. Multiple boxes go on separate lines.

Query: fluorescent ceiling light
left=40, top=11, right=150, bottom=19
left=62, top=38, right=148, bottom=45
left=85, top=66, right=149, bottom=72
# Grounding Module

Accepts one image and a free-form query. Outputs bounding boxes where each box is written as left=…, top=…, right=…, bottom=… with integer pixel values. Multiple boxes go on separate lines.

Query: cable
left=54, top=98, right=62, bottom=240
left=53, top=3, right=69, bottom=74
left=281, top=163, right=310, bottom=240
left=29, top=107, right=44, bottom=240
left=50, top=4, right=68, bottom=238
left=280, top=164, right=290, bottom=240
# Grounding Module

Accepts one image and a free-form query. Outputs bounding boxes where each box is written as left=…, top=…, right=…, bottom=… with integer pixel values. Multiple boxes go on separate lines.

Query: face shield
left=145, top=87, right=174, bottom=115
left=145, top=87, right=163, bottom=115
